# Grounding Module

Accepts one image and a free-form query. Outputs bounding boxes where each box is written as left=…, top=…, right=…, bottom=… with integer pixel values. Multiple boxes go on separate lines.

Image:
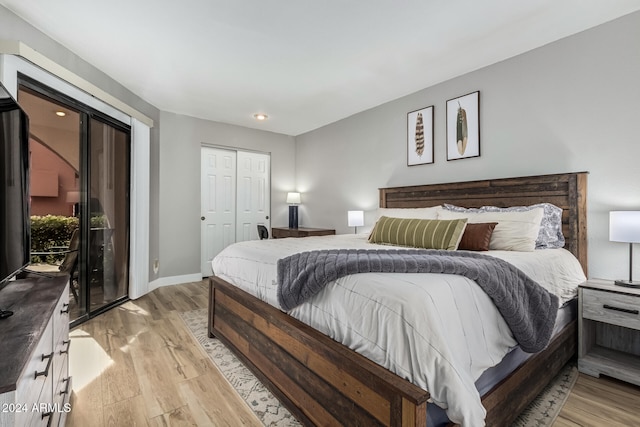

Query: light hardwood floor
left=66, top=280, right=261, bottom=427
left=67, top=280, right=640, bottom=426
left=556, top=374, right=640, bottom=426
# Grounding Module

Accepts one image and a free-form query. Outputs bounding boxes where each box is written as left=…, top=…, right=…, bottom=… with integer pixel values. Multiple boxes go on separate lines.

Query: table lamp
left=287, top=192, right=301, bottom=229
left=66, top=190, right=80, bottom=217
left=348, top=210, right=364, bottom=234
left=610, top=211, right=640, bottom=287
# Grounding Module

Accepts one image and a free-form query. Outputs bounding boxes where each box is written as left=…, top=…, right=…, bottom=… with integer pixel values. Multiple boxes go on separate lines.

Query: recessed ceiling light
left=253, top=113, right=268, bottom=121
left=55, top=111, right=66, bottom=117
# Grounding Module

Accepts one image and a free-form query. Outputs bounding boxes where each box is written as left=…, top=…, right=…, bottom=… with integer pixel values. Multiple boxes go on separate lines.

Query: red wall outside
left=30, top=138, right=78, bottom=217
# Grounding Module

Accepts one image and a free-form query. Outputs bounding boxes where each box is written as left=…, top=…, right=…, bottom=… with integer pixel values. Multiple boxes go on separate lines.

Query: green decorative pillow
left=368, top=216, right=468, bottom=250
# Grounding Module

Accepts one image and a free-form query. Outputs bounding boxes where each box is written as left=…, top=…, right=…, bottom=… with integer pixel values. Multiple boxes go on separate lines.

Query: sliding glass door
left=85, top=118, right=130, bottom=308
left=18, top=77, right=131, bottom=325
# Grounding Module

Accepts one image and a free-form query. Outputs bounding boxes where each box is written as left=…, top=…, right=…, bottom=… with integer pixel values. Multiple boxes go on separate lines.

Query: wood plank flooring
left=66, top=280, right=640, bottom=426
left=66, top=280, right=261, bottom=427
left=556, top=373, right=640, bottom=426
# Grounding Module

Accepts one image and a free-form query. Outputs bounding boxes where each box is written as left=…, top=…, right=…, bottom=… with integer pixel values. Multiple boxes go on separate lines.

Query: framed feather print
left=446, top=91, right=480, bottom=161
left=407, top=105, right=434, bottom=166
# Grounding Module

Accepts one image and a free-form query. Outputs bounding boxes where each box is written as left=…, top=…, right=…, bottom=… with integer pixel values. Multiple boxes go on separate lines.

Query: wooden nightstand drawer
left=582, top=288, right=640, bottom=331
left=578, top=280, right=640, bottom=386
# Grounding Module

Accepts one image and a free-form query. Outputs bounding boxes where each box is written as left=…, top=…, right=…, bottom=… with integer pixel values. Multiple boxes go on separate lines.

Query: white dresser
left=0, top=275, right=71, bottom=427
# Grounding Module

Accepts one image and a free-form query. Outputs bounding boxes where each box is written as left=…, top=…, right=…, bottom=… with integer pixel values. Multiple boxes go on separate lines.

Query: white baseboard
left=145, top=273, right=204, bottom=294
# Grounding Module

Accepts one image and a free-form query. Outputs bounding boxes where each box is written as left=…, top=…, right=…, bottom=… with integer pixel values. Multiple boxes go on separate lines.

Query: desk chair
left=257, top=225, right=269, bottom=240
left=30, top=229, right=80, bottom=303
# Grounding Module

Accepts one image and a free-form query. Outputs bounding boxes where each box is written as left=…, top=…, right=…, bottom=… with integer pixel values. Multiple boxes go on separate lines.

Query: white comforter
left=212, top=234, right=586, bottom=426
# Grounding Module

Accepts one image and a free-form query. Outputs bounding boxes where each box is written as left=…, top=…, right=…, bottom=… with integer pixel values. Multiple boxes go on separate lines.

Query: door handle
left=266, top=216, right=269, bottom=219
left=201, top=216, right=205, bottom=221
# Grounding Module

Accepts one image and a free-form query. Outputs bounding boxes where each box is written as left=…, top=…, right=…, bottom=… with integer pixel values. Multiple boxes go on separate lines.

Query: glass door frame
left=18, top=75, right=131, bottom=327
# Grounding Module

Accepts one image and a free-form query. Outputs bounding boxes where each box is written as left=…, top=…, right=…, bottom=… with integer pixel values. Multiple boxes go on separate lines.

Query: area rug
left=180, top=309, right=301, bottom=426
left=180, top=308, right=577, bottom=426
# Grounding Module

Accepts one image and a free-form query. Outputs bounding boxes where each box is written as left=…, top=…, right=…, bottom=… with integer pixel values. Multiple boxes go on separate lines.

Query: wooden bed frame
left=208, top=171, right=588, bottom=426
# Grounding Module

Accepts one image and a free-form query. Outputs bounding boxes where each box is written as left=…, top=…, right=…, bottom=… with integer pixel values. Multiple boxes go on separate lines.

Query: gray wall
left=158, top=112, right=295, bottom=278
left=0, top=5, right=296, bottom=283
left=295, top=11, right=640, bottom=281
left=4, top=4, right=640, bottom=283
left=0, top=5, right=163, bottom=281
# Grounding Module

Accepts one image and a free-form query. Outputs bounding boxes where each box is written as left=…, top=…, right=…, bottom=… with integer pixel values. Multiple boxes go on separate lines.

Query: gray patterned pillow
left=443, top=204, right=483, bottom=213
left=442, top=203, right=565, bottom=249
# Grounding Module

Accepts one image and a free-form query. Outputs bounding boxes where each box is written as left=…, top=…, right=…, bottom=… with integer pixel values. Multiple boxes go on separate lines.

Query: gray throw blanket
left=277, top=249, right=559, bottom=353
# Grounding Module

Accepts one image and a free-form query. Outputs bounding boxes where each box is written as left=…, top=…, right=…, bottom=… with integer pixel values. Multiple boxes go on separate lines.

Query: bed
left=208, top=171, right=588, bottom=426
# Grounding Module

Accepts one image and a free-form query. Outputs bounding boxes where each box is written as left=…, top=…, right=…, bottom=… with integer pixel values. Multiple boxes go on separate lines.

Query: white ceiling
left=2, top=1, right=639, bottom=136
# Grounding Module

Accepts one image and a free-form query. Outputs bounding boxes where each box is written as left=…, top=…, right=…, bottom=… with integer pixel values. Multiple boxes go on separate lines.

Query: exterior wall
left=30, top=139, right=77, bottom=216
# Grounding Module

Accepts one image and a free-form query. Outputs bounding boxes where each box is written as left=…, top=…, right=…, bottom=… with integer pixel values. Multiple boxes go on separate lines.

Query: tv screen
left=0, top=82, right=30, bottom=289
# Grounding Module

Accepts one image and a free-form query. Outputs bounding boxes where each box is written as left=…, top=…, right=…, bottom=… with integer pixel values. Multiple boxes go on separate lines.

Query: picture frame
left=446, top=91, right=480, bottom=161
left=407, top=105, right=434, bottom=166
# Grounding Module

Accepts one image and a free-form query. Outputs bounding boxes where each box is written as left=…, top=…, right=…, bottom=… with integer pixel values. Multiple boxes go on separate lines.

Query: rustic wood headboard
left=379, top=172, right=588, bottom=275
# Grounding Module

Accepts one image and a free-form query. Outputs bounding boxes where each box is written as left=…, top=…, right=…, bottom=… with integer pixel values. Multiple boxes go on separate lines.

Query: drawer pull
left=60, top=339, right=71, bottom=354
left=603, top=304, right=639, bottom=315
left=60, top=377, right=71, bottom=395
left=42, top=410, right=53, bottom=427
left=60, top=303, right=70, bottom=314
left=34, top=352, right=53, bottom=378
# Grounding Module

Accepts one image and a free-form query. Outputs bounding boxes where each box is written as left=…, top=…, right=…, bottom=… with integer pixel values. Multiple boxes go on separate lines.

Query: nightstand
left=271, top=227, right=335, bottom=238
left=578, top=279, right=640, bottom=386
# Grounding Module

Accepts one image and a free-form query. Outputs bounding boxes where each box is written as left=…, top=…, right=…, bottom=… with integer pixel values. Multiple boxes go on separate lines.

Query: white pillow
left=443, top=203, right=565, bottom=249
left=438, top=208, right=544, bottom=251
left=376, top=206, right=442, bottom=221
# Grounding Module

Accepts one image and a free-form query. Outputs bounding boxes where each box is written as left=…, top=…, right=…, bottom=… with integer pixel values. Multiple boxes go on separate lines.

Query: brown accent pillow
left=458, top=222, right=498, bottom=251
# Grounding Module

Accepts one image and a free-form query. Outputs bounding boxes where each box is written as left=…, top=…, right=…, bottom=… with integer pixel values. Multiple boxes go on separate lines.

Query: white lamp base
left=614, top=279, right=640, bottom=288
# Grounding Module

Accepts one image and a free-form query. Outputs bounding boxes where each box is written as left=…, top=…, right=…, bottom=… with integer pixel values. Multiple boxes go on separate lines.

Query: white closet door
left=236, top=151, right=271, bottom=242
left=200, top=147, right=236, bottom=276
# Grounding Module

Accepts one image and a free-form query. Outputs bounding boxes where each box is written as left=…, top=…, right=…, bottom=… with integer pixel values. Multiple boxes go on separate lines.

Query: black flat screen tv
left=0, top=82, right=30, bottom=290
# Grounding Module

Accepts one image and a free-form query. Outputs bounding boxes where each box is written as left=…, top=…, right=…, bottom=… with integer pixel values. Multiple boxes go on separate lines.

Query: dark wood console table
left=271, top=227, right=336, bottom=238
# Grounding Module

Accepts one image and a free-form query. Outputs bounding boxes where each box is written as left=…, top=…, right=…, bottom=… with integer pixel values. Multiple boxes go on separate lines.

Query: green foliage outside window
left=30, top=214, right=108, bottom=264
left=30, top=215, right=78, bottom=264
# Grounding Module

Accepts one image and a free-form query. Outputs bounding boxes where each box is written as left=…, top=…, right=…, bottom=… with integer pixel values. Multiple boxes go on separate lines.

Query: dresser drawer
left=582, top=288, right=640, bottom=331
left=15, top=318, right=54, bottom=427
left=53, top=283, right=70, bottom=345
left=52, top=353, right=71, bottom=427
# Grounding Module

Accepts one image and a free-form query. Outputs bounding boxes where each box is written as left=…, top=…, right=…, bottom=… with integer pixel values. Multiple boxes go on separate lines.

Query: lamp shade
left=610, top=211, right=640, bottom=243
left=66, top=190, right=80, bottom=203
left=348, top=210, right=364, bottom=227
left=286, top=192, right=301, bottom=204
